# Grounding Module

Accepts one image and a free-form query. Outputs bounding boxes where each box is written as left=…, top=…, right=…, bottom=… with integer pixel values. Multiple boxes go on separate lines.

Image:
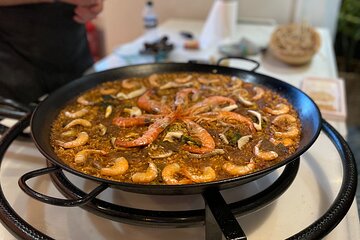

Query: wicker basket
left=269, top=23, right=321, bottom=65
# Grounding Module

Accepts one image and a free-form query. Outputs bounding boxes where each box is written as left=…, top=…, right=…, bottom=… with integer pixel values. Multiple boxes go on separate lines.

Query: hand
left=58, top=0, right=104, bottom=23
left=73, top=0, right=103, bottom=23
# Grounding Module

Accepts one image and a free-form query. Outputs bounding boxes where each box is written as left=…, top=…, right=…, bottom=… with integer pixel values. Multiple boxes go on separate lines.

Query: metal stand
left=0, top=114, right=357, bottom=240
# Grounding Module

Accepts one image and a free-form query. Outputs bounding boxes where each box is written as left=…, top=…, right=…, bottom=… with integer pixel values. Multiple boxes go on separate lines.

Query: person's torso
left=0, top=3, right=92, bottom=72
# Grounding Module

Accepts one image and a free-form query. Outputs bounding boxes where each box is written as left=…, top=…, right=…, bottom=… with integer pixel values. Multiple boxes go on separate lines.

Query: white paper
left=199, top=0, right=239, bottom=48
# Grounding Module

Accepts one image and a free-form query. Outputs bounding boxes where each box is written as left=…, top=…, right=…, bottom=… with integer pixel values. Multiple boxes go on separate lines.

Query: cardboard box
left=301, top=77, right=347, bottom=121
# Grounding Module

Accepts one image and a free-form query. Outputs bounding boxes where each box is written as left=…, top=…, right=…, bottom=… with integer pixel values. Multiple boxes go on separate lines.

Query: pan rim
left=30, top=62, right=322, bottom=194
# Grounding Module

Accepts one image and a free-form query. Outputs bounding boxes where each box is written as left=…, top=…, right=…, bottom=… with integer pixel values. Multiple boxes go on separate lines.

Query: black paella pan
left=22, top=62, right=322, bottom=196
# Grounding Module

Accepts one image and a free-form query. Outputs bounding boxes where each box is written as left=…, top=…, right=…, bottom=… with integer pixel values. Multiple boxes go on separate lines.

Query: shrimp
left=137, top=90, right=171, bottom=114
left=272, top=114, right=297, bottom=126
left=131, top=162, right=158, bottom=183
left=254, top=140, right=278, bottom=161
left=64, top=108, right=88, bottom=118
left=115, top=115, right=174, bottom=147
left=198, top=111, right=256, bottom=134
left=96, top=123, right=107, bottom=136
left=116, top=85, right=147, bottom=100
left=265, top=103, right=290, bottom=115
left=252, top=87, right=265, bottom=100
left=77, top=96, right=94, bottom=105
left=181, top=119, right=215, bottom=154
left=274, top=126, right=300, bottom=138
left=56, top=132, right=89, bottom=148
left=64, top=119, right=92, bottom=129
left=222, top=160, right=256, bottom=176
left=272, top=114, right=300, bottom=138
left=175, top=75, right=192, bottom=83
left=182, top=166, right=216, bottom=183
left=112, top=115, right=160, bottom=127
left=74, top=149, right=107, bottom=164
left=174, top=88, right=199, bottom=110
left=187, top=96, right=236, bottom=115
left=121, top=79, right=141, bottom=89
left=270, top=137, right=295, bottom=147
left=161, top=163, right=192, bottom=185
left=100, top=157, right=129, bottom=176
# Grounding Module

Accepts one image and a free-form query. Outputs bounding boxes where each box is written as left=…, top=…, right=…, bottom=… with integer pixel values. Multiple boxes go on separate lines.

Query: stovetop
left=0, top=117, right=359, bottom=239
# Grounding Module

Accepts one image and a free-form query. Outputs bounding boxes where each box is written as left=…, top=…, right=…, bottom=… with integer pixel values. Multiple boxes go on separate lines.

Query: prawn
left=187, top=96, right=236, bottom=115
left=198, top=111, right=256, bottom=134
left=222, top=159, right=256, bottom=176
left=100, top=157, right=129, bottom=176
left=64, top=108, right=88, bottom=118
left=270, top=137, right=295, bottom=147
left=116, top=85, right=147, bottom=100
left=252, top=87, right=265, bottom=100
left=74, top=149, right=107, bottom=164
left=77, top=96, right=94, bottom=105
left=137, top=90, right=171, bottom=114
left=64, top=119, right=92, bottom=129
left=272, top=114, right=300, bottom=138
left=56, top=132, right=89, bottom=148
left=181, top=119, right=215, bottom=154
left=274, top=126, right=300, bottom=138
left=265, top=103, right=290, bottom=115
left=161, top=163, right=192, bottom=185
left=182, top=166, right=216, bottom=183
left=131, top=162, right=158, bottom=183
left=115, top=115, right=174, bottom=147
left=254, top=140, right=278, bottom=161
left=174, top=88, right=199, bottom=110
left=112, top=115, right=159, bottom=127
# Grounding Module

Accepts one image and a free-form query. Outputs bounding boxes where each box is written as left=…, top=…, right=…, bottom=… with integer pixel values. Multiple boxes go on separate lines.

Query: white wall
left=96, top=0, right=214, bottom=54
left=95, top=0, right=341, bottom=55
left=294, top=0, right=342, bottom=40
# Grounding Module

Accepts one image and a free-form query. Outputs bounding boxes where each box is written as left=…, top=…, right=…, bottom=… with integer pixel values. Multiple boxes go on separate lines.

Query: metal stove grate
left=0, top=113, right=357, bottom=240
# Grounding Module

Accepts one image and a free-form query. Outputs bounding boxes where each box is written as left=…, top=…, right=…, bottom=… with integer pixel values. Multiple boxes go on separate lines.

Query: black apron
left=0, top=3, right=93, bottom=104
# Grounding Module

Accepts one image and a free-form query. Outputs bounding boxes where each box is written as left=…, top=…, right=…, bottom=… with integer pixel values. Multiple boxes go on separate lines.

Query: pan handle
left=18, top=166, right=109, bottom=207
left=217, top=56, right=260, bottom=72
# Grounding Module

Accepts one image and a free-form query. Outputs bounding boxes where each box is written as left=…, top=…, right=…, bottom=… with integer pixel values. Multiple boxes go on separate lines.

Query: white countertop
left=0, top=18, right=358, bottom=239
left=95, top=18, right=345, bottom=133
